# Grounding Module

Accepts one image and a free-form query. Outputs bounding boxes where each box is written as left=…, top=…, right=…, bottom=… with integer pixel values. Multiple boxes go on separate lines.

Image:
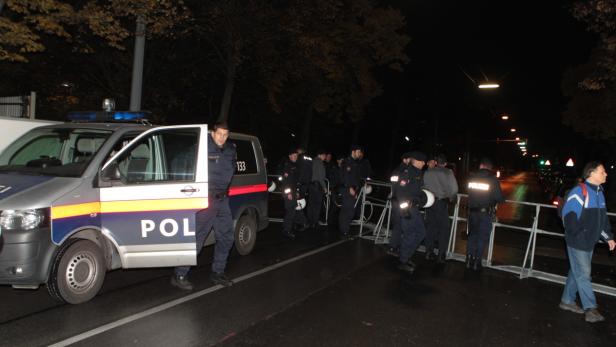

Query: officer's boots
left=472, top=257, right=482, bottom=272
left=465, top=255, right=473, bottom=269
left=171, top=274, right=194, bottom=291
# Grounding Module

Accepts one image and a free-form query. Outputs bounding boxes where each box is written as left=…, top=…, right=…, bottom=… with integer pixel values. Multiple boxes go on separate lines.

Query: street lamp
left=501, top=115, right=509, bottom=120
left=478, top=83, right=500, bottom=89
left=510, top=128, right=516, bottom=133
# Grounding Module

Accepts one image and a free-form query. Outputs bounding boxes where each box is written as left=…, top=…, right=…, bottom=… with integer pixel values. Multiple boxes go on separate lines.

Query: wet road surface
left=1, top=171, right=615, bottom=346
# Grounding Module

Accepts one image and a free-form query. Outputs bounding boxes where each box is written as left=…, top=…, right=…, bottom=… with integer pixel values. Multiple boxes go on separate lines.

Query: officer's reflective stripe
left=567, top=194, right=584, bottom=206
left=228, top=184, right=267, bottom=196
left=399, top=201, right=409, bottom=209
left=52, top=198, right=208, bottom=219
left=601, top=231, right=610, bottom=239
left=468, top=182, right=490, bottom=191
left=284, top=188, right=292, bottom=194
left=390, top=175, right=399, bottom=182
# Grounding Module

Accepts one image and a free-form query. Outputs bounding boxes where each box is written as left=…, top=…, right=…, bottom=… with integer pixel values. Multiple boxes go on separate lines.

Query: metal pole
left=448, top=194, right=461, bottom=257
left=358, top=184, right=366, bottom=236
left=28, top=91, right=36, bottom=119
left=129, top=17, right=146, bottom=111
left=529, top=205, right=541, bottom=273
left=486, top=219, right=496, bottom=267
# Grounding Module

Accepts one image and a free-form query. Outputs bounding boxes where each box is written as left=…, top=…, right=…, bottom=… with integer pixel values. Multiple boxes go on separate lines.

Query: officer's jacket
left=277, top=158, right=300, bottom=194
left=390, top=162, right=408, bottom=200
left=392, top=164, right=423, bottom=205
left=562, top=181, right=614, bottom=251
left=467, top=168, right=504, bottom=208
left=341, top=157, right=370, bottom=189
left=208, top=135, right=236, bottom=192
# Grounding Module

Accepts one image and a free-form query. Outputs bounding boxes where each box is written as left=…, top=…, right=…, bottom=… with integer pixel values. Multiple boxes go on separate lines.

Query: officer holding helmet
left=338, top=145, right=371, bottom=238
left=171, top=122, right=236, bottom=290
left=278, top=148, right=308, bottom=238
left=466, top=158, right=505, bottom=271
left=395, top=150, right=427, bottom=273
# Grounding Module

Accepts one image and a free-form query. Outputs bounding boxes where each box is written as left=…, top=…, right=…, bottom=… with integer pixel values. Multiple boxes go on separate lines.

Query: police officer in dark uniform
left=278, top=148, right=308, bottom=238
left=387, top=152, right=413, bottom=256
left=395, top=150, right=427, bottom=273
left=171, top=122, right=236, bottom=290
left=466, top=158, right=505, bottom=271
left=338, top=145, right=369, bottom=238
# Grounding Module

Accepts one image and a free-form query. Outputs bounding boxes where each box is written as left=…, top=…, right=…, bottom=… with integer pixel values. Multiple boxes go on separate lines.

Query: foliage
left=0, top=0, right=190, bottom=62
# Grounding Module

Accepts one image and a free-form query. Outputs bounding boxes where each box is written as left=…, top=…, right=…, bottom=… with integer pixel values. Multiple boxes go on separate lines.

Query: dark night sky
left=358, top=0, right=598, bottom=176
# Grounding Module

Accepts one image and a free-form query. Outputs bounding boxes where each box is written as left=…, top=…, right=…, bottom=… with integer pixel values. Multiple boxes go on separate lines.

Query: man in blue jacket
left=560, top=161, right=615, bottom=323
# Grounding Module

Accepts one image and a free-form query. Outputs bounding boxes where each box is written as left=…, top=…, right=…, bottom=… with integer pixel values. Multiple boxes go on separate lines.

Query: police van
left=0, top=111, right=268, bottom=304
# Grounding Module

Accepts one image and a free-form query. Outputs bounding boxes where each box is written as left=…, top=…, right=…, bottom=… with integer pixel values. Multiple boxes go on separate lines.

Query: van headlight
left=0, top=208, right=48, bottom=230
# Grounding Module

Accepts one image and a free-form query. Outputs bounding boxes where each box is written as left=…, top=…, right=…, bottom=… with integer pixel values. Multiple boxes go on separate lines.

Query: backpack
left=557, top=182, right=587, bottom=218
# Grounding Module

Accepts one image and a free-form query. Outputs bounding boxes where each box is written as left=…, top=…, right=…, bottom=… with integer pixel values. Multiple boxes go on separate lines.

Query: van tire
left=47, top=239, right=106, bottom=304
left=234, top=214, right=257, bottom=255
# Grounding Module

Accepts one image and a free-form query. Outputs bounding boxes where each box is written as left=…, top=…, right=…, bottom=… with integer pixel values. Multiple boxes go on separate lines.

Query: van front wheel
left=234, top=214, right=257, bottom=255
left=47, top=239, right=106, bottom=304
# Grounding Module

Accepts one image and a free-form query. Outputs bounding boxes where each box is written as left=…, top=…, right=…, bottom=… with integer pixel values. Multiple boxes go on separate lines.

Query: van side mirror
left=101, top=162, right=121, bottom=181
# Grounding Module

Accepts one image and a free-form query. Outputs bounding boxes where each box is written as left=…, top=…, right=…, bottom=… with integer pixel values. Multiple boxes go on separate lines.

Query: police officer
left=338, top=145, right=370, bottom=238
left=278, top=148, right=308, bottom=238
left=395, top=150, right=427, bottom=272
left=423, top=154, right=459, bottom=263
left=171, top=122, right=236, bottom=290
left=466, top=158, right=505, bottom=271
left=387, top=152, right=413, bottom=256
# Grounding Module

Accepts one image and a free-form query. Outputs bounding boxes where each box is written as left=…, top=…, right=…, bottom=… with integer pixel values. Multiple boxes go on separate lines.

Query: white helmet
left=422, top=189, right=435, bottom=208
left=295, top=198, right=307, bottom=210
left=267, top=181, right=277, bottom=192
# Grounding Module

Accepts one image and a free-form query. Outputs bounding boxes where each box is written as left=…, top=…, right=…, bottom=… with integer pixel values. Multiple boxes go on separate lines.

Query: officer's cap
left=401, top=151, right=413, bottom=159
left=408, top=150, right=427, bottom=162
left=288, top=147, right=299, bottom=155
left=316, top=148, right=328, bottom=155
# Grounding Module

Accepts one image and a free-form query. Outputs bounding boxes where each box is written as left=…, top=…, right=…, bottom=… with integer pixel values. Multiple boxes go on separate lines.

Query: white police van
left=0, top=111, right=268, bottom=304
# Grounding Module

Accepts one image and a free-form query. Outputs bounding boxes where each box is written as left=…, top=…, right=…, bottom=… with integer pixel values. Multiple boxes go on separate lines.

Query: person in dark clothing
left=278, top=148, right=308, bottom=238
left=307, top=149, right=328, bottom=228
left=395, top=151, right=427, bottom=273
left=423, top=154, right=459, bottom=263
left=387, top=152, right=413, bottom=256
left=559, top=161, right=615, bottom=323
left=338, top=145, right=371, bottom=238
left=171, top=122, right=236, bottom=290
left=465, top=158, right=505, bottom=271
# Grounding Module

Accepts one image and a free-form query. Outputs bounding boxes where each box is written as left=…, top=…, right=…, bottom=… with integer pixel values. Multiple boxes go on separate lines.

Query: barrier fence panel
left=266, top=175, right=330, bottom=225
left=263, top=175, right=616, bottom=297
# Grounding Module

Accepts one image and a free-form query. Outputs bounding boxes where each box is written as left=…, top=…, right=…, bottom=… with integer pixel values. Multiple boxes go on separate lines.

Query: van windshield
left=0, top=127, right=111, bottom=177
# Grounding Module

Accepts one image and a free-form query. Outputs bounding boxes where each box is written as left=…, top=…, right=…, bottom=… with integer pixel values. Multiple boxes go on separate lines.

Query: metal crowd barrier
left=356, top=181, right=616, bottom=298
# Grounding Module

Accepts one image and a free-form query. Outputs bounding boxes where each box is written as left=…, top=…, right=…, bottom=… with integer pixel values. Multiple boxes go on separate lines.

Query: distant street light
left=404, top=136, right=410, bottom=142
left=510, top=128, right=516, bottom=133
left=501, top=114, right=509, bottom=120
left=291, top=133, right=296, bottom=138
left=478, top=83, right=500, bottom=89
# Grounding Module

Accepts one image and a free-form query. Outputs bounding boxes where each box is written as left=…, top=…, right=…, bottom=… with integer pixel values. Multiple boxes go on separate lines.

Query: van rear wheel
left=234, top=214, right=257, bottom=255
left=47, top=239, right=106, bottom=304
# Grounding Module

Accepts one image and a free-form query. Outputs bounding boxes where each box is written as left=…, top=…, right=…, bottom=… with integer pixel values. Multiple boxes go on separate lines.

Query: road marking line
left=49, top=239, right=349, bottom=347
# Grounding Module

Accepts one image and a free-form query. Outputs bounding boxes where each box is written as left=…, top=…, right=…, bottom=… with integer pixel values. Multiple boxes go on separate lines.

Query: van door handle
left=181, top=187, right=199, bottom=193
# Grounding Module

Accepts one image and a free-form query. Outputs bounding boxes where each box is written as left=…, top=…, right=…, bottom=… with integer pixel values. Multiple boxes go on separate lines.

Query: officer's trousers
left=175, top=196, right=234, bottom=276
left=424, top=199, right=450, bottom=256
left=306, top=183, right=324, bottom=226
left=338, top=188, right=356, bottom=236
left=388, top=204, right=401, bottom=249
left=467, top=211, right=493, bottom=258
left=283, top=197, right=307, bottom=234
left=399, top=207, right=426, bottom=264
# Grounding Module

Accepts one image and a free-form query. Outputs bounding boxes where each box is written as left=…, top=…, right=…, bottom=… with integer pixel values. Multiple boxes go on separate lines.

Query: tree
left=0, top=0, right=190, bottom=62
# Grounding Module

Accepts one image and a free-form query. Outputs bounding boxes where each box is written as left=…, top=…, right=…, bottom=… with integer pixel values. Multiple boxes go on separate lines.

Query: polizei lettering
left=140, top=218, right=196, bottom=238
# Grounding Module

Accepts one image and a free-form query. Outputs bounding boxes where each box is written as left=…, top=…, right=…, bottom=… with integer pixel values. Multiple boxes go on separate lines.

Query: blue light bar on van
left=67, top=111, right=150, bottom=122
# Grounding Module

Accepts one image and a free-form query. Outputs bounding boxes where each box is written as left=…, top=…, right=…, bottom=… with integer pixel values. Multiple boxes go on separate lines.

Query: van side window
left=113, top=129, right=199, bottom=184
left=230, top=139, right=257, bottom=175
